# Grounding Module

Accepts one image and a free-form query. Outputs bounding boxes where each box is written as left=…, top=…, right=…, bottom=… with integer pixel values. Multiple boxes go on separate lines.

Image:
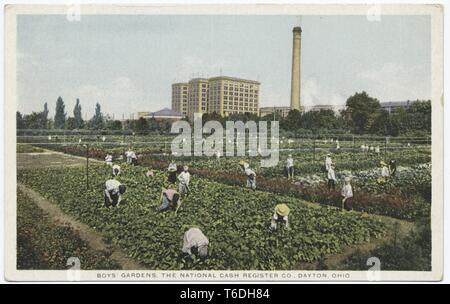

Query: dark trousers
left=104, top=192, right=119, bottom=207
left=287, top=166, right=294, bottom=177
left=168, top=172, right=177, bottom=184
left=327, top=179, right=335, bottom=190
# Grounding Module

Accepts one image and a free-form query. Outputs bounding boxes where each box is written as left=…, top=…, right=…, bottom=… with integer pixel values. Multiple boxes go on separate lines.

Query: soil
left=17, top=183, right=145, bottom=270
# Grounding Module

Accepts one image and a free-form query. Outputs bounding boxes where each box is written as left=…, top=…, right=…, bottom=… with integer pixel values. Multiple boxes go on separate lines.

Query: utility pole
left=86, top=144, right=89, bottom=195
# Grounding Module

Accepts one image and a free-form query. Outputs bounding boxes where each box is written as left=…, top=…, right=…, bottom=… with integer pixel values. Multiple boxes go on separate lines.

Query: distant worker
left=341, top=177, right=353, bottom=210
left=146, top=169, right=155, bottom=177
left=375, top=146, right=380, bottom=154
left=270, top=203, right=290, bottom=230
left=327, top=163, right=337, bottom=190
left=158, top=188, right=181, bottom=212
left=125, top=150, right=137, bottom=165
left=325, top=153, right=332, bottom=172
left=286, top=154, right=294, bottom=180
left=381, top=161, right=390, bottom=177
left=104, top=178, right=126, bottom=207
left=377, top=161, right=390, bottom=184
left=178, top=166, right=191, bottom=196
left=182, top=227, right=209, bottom=258
left=336, top=140, right=340, bottom=150
left=389, top=159, right=397, bottom=177
left=112, top=164, right=121, bottom=177
left=239, top=161, right=256, bottom=190
left=105, top=153, right=113, bottom=166
left=239, top=160, right=249, bottom=172
left=360, top=145, right=365, bottom=152
left=167, top=161, right=178, bottom=184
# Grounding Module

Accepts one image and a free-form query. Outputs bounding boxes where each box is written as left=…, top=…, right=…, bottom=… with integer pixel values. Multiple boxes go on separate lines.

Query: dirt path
left=17, top=183, right=145, bottom=270
left=296, top=214, right=415, bottom=270
left=18, top=148, right=416, bottom=270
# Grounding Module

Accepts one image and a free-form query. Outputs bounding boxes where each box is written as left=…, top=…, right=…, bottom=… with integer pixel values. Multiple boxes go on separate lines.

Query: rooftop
left=151, top=108, right=184, bottom=117
left=208, top=75, right=260, bottom=84
left=380, top=101, right=411, bottom=107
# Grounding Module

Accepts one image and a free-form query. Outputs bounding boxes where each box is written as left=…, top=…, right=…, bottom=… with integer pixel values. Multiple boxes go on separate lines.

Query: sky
left=17, top=14, right=431, bottom=118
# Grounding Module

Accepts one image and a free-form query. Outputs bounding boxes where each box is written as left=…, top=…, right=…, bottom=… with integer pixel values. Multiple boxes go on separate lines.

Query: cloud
left=173, top=55, right=230, bottom=82
left=65, top=77, right=146, bottom=119
left=301, top=77, right=347, bottom=107
left=357, top=62, right=430, bottom=102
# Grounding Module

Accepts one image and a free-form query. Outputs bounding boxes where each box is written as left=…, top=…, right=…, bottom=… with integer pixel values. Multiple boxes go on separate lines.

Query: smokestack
left=290, top=26, right=302, bottom=111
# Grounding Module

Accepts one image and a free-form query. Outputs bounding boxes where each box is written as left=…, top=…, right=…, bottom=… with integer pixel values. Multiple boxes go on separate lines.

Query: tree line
left=201, top=91, right=431, bottom=137
left=17, top=92, right=431, bottom=137
left=17, top=96, right=172, bottom=134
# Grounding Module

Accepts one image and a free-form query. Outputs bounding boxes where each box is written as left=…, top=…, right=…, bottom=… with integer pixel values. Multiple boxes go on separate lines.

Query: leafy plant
left=18, top=164, right=386, bottom=270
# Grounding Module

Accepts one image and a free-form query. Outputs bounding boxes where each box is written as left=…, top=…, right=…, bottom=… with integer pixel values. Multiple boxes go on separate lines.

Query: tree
left=407, top=100, right=431, bottom=133
left=73, top=98, right=84, bottom=129
left=90, top=102, right=104, bottom=130
left=54, top=96, right=66, bottom=129
left=370, top=109, right=391, bottom=135
left=106, top=120, right=123, bottom=130
left=41, top=102, right=49, bottom=129
left=343, top=91, right=381, bottom=134
left=202, top=112, right=224, bottom=126
left=134, top=117, right=149, bottom=134
left=281, top=109, right=302, bottom=131
left=24, top=112, right=45, bottom=129
left=65, top=117, right=76, bottom=130
left=17, top=112, right=26, bottom=129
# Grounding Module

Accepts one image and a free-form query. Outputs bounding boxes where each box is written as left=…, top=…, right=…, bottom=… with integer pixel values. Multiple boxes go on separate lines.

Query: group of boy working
left=103, top=151, right=207, bottom=258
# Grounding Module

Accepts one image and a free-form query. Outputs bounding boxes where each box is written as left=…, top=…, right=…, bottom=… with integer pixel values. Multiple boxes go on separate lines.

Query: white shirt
left=286, top=157, right=294, bottom=168
left=327, top=168, right=336, bottom=181
left=178, top=171, right=191, bottom=186
left=381, top=166, right=390, bottom=177
left=182, top=228, right=209, bottom=255
left=126, top=151, right=137, bottom=159
left=341, top=184, right=353, bottom=199
left=105, top=179, right=121, bottom=194
left=112, top=165, right=121, bottom=176
left=105, top=155, right=113, bottom=162
left=325, top=157, right=332, bottom=171
left=244, top=168, right=256, bottom=177
left=375, top=146, right=380, bottom=153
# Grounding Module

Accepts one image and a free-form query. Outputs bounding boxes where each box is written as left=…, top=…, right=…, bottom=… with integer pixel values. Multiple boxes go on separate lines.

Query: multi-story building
left=208, top=76, right=260, bottom=117
left=187, top=78, right=209, bottom=120
left=259, top=106, right=291, bottom=118
left=171, top=83, right=189, bottom=115
left=380, top=101, right=411, bottom=114
left=172, top=76, right=260, bottom=120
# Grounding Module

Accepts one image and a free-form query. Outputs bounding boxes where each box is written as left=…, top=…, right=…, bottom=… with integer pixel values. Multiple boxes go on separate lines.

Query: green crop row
left=17, top=189, right=121, bottom=270
left=18, top=164, right=386, bottom=270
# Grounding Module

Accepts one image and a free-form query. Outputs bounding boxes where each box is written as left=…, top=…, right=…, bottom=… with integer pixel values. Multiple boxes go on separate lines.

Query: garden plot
left=16, top=151, right=88, bottom=169
left=18, top=164, right=386, bottom=270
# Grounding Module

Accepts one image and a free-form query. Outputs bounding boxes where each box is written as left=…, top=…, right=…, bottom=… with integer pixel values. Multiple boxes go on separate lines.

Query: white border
left=2, top=2, right=445, bottom=282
